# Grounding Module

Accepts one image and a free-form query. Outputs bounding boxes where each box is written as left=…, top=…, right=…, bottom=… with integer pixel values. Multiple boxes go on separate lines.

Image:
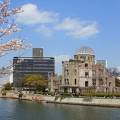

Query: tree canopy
left=22, top=74, right=48, bottom=91
left=3, top=82, right=12, bottom=90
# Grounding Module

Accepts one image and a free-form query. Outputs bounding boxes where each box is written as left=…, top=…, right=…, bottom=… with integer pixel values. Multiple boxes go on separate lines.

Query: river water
left=0, top=98, right=120, bottom=120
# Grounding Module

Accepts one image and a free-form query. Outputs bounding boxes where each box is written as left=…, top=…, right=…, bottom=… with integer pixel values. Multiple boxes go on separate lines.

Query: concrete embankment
left=43, top=96, right=120, bottom=108
left=1, top=93, right=120, bottom=108
left=0, top=93, right=33, bottom=101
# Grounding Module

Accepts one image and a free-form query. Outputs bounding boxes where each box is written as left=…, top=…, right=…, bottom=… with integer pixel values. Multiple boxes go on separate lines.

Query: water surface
left=0, top=98, right=120, bottom=120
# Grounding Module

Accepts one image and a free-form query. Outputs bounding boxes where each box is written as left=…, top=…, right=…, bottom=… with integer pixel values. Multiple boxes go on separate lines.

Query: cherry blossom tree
left=0, top=0, right=31, bottom=56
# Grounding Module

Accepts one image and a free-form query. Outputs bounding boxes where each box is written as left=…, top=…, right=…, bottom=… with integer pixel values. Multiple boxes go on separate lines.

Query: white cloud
left=16, top=3, right=99, bottom=39
left=55, top=55, right=70, bottom=64
left=55, top=18, right=99, bottom=38
left=16, top=4, right=58, bottom=25
left=36, top=25, right=54, bottom=37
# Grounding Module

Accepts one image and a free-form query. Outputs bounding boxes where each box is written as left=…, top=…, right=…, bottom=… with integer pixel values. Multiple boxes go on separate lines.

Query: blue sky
left=1, top=0, right=120, bottom=74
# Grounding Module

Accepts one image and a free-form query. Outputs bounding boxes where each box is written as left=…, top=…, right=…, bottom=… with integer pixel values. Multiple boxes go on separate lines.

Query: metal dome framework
left=76, top=46, right=95, bottom=55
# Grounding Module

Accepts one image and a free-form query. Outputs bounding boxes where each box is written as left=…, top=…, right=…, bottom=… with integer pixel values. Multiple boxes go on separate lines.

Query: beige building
left=48, top=74, right=60, bottom=94
left=60, top=46, right=116, bottom=94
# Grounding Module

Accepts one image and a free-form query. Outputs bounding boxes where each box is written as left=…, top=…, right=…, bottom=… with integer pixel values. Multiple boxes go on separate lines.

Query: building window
left=67, top=79, right=69, bottom=85
left=74, top=69, right=77, bottom=75
left=74, top=55, right=78, bottom=60
left=75, top=79, right=77, bottom=85
left=92, top=79, right=96, bottom=86
left=72, top=88, right=76, bottom=93
left=80, top=56, right=85, bottom=63
left=99, top=69, right=103, bottom=74
left=99, top=78, right=103, bottom=85
left=85, top=72, right=89, bottom=78
left=106, top=78, right=108, bottom=84
left=85, top=81, right=88, bottom=87
left=88, top=57, right=90, bottom=60
left=66, top=69, right=69, bottom=75
left=65, top=64, right=68, bottom=67
left=64, top=79, right=66, bottom=84
left=109, top=82, right=111, bottom=87
left=64, top=88, right=68, bottom=93
left=60, top=80, right=62, bottom=84
left=93, top=70, right=96, bottom=76
left=65, top=69, right=69, bottom=75
left=85, top=63, right=88, bottom=67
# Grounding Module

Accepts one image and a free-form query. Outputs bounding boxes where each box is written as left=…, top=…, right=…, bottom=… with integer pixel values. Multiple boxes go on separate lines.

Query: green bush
left=54, top=95, right=59, bottom=101
left=81, top=92, right=115, bottom=98
left=4, top=83, right=12, bottom=90
left=58, top=93, right=72, bottom=101
left=2, top=91, right=6, bottom=96
left=114, top=93, right=120, bottom=97
left=60, top=93, right=72, bottom=97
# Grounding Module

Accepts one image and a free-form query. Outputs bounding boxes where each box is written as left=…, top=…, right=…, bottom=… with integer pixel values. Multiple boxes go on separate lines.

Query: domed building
left=75, top=46, right=95, bottom=55
left=60, top=46, right=116, bottom=94
left=74, top=46, right=95, bottom=64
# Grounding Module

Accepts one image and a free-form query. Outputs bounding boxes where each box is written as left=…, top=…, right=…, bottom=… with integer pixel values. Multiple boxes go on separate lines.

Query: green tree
left=3, top=82, right=12, bottom=90
left=22, top=74, right=48, bottom=91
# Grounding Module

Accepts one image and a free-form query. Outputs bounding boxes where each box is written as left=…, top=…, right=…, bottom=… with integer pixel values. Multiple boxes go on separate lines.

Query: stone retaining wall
left=1, top=93, right=120, bottom=108
left=43, top=96, right=120, bottom=107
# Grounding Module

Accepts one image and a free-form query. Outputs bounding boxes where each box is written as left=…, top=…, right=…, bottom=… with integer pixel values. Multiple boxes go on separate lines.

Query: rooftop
left=75, top=46, right=95, bottom=55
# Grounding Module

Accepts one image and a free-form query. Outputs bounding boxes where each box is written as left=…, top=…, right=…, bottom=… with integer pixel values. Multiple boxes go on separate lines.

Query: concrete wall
left=44, top=96, right=120, bottom=107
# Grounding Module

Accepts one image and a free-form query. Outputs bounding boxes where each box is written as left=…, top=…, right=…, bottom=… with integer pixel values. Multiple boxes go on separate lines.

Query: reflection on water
left=0, top=98, right=120, bottom=120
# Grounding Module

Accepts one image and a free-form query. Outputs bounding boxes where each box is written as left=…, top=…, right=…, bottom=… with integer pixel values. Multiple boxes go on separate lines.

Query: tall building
left=60, top=46, right=116, bottom=94
left=96, top=60, right=107, bottom=68
left=48, top=74, right=60, bottom=94
left=13, top=48, right=55, bottom=87
left=32, top=48, right=43, bottom=57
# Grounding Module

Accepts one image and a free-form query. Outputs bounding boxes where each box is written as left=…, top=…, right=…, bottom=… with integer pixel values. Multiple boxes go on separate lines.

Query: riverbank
left=1, top=93, right=120, bottom=108
left=0, top=93, right=34, bottom=101
left=44, top=96, right=120, bottom=108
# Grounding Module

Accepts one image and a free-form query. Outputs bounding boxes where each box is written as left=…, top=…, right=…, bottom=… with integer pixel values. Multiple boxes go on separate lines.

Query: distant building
left=48, top=74, right=60, bottom=94
left=60, top=46, right=116, bottom=94
left=96, top=60, right=107, bottom=68
left=13, top=48, right=55, bottom=87
left=9, top=67, right=13, bottom=84
left=32, top=48, right=43, bottom=57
